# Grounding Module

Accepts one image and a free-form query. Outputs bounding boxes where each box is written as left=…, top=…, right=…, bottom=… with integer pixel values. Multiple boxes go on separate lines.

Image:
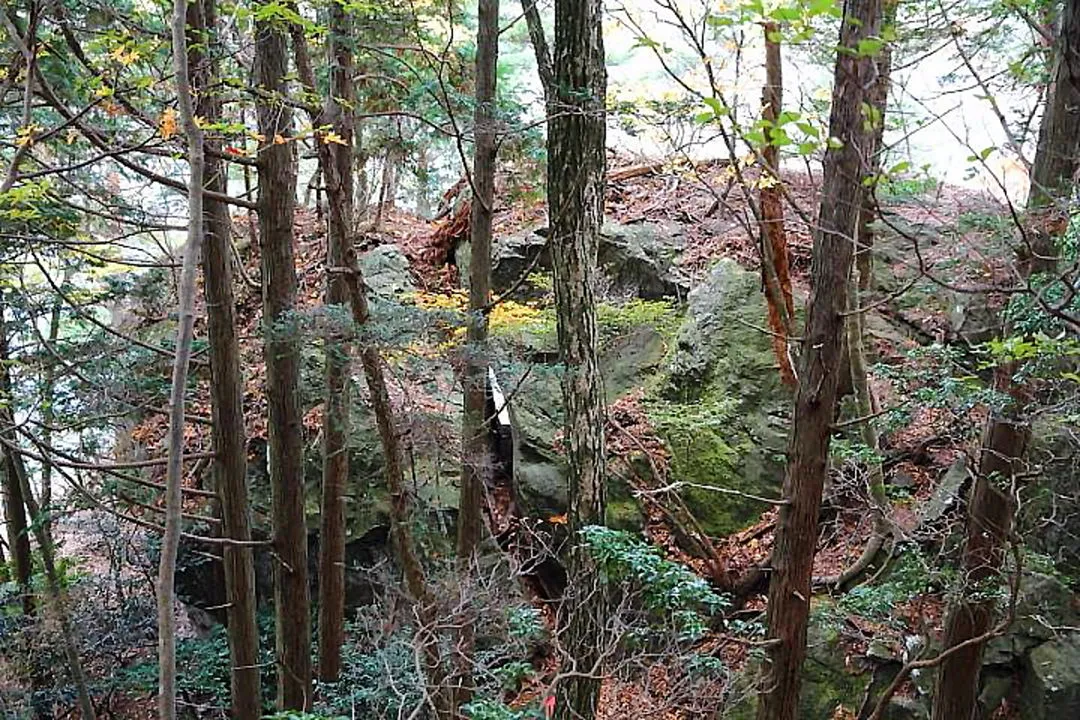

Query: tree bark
left=0, top=309, right=94, bottom=719
left=190, top=1, right=262, bottom=714
left=755, top=2, right=882, bottom=719
left=291, top=2, right=358, bottom=684
left=759, top=21, right=796, bottom=386
left=549, top=0, right=607, bottom=717
left=523, top=0, right=554, bottom=106
left=159, top=1, right=205, bottom=717
left=0, top=338, right=33, bottom=617
left=255, top=16, right=311, bottom=710
left=932, top=400, right=1026, bottom=720
left=856, top=0, right=897, bottom=292
left=454, top=0, right=500, bottom=708
left=290, top=11, right=448, bottom=712
left=458, top=0, right=499, bottom=571
left=1029, top=0, right=1080, bottom=210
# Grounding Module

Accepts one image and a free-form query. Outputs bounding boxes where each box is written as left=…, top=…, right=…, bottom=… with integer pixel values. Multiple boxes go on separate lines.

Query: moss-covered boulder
left=509, top=325, right=667, bottom=529
left=650, top=259, right=792, bottom=536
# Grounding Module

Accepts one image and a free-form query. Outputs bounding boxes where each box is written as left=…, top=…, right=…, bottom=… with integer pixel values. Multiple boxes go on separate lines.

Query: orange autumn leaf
left=159, top=107, right=178, bottom=140
left=547, top=514, right=568, bottom=525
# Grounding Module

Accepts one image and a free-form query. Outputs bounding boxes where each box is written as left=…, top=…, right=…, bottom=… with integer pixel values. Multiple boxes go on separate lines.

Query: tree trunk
left=932, top=398, right=1026, bottom=720
left=826, top=269, right=889, bottom=586
left=159, top=2, right=206, bottom=716
left=523, top=0, right=554, bottom=106
left=0, top=335, right=33, bottom=616
left=343, top=239, right=453, bottom=719
left=759, top=21, right=796, bottom=386
left=293, top=2, right=358, bottom=684
left=454, top=0, right=500, bottom=708
left=190, top=1, right=262, bottom=714
left=255, top=16, right=312, bottom=711
left=458, top=0, right=499, bottom=572
left=932, top=8, right=1074, bottom=699
left=0, top=309, right=94, bottom=720
left=755, top=2, right=882, bottom=719
left=549, top=0, right=607, bottom=717
left=290, top=12, right=448, bottom=712
left=1029, top=0, right=1080, bottom=210
left=856, top=0, right=897, bottom=292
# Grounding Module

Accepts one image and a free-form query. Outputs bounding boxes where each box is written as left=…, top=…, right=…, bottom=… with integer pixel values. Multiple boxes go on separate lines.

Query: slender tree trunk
left=931, top=402, right=1025, bottom=720
left=755, top=2, right=882, bottom=719
left=288, top=3, right=356, bottom=684
left=0, top=330, right=33, bottom=616
left=931, top=9, right=1075, bottom=702
left=159, top=2, right=205, bottom=717
left=549, top=0, right=607, bottom=717
left=1029, top=0, right=1080, bottom=210
left=759, top=21, right=796, bottom=386
left=454, top=0, right=500, bottom=708
left=39, top=298, right=61, bottom=512
left=523, top=0, right=554, bottom=107
left=255, top=16, right=312, bottom=710
left=0, top=309, right=94, bottom=719
left=189, top=1, right=262, bottom=714
left=856, top=0, right=897, bottom=292
left=825, top=269, right=889, bottom=586
left=342, top=239, right=452, bottom=719
left=290, top=11, right=447, bottom=709
left=459, top=0, right=499, bottom=574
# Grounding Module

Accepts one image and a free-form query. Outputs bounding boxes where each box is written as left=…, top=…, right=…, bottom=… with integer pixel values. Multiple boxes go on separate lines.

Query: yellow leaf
left=15, top=123, right=39, bottom=148
left=247, top=129, right=266, bottom=142
left=159, top=107, right=178, bottom=140
left=273, top=134, right=287, bottom=145
left=321, top=131, right=347, bottom=145
left=66, top=128, right=79, bottom=144
left=194, top=115, right=209, bottom=129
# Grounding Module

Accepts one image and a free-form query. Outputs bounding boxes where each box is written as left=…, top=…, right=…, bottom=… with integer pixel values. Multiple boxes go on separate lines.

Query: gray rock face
left=1021, top=412, right=1080, bottom=577
left=980, top=573, right=1080, bottom=719
left=596, top=221, right=690, bottom=300
left=359, top=244, right=415, bottom=298
left=1022, top=635, right=1080, bottom=720
left=490, top=221, right=690, bottom=300
left=656, top=259, right=791, bottom=535
left=508, top=327, right=665, bottom=525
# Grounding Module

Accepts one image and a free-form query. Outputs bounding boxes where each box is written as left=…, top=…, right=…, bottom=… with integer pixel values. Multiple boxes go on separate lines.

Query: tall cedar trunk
left=290, top=15, right=448, bottom=714
left=931, top=394, right=1026, bottom=720
left=159, top=1, right=206, bottom=716
left=0, top=312, right=32, bottom=618
left=0, top=309, right=95, bottom=720
left=856, top=0, right=897, bottom=291
left=755, top=2, right=882, bottom=719
left=1029, top=0, right=1080, bottom=210
left=189, top=1, right=262, bottom=714
left=255, top=16, right=312, bottom=710
left=39, top=299, right=61, bottom=511
left=931, top=9, right=1075, bottom=709
left=455, top=0, right=500, bottom=707
left=310, top=2, right=357, bottom=683
left=549, top=0, right=607, bottom=718
left=759, top=21, right=796, bottom=386
left=2, top=453, right=32, bottom=619
left=523, top=0, right=554, bottom=106
left=458, top=0, right=498, bottom=571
